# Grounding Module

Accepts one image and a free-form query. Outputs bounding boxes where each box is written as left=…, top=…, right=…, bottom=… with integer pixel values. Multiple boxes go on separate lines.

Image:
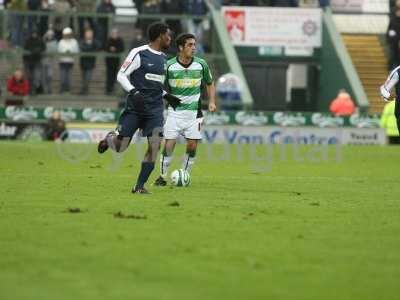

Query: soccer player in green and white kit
left=154, top=33, right=216, bottom=186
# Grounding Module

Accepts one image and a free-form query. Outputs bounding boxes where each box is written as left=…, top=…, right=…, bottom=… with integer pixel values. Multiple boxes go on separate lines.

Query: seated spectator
left=79, top=28, right=100, bottom=95
left=105, top=28, right=125, bottom=95
left=6, top=69, right=30, bottom=105
left=329, top=89, right=356, bottom=116
left=46, top=111, right=67, bottom=141
left=58, top=27, right=79, bottom=94
left=23, top=30, right=46, bottom=95
left=42, top=29, right=58, bottom=94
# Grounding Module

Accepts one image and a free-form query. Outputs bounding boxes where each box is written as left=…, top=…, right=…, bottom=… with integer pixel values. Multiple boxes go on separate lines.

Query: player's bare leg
left=182, top=139, right=198, bottom=174
left=155, top=139, right=176, bottom=186
left=133, top=129, right=163, bottom=193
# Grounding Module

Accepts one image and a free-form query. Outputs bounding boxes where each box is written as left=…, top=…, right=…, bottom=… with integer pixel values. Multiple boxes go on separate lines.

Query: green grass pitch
left=1, top=141, right=400, bottom=300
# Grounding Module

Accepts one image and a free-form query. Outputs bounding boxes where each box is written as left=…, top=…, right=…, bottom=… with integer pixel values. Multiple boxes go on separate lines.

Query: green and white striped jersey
left=166, top=56, right=213, bottom=119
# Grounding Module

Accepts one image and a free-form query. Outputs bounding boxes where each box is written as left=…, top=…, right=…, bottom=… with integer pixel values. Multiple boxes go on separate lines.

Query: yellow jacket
left=380, top=101, right=399, bottom=136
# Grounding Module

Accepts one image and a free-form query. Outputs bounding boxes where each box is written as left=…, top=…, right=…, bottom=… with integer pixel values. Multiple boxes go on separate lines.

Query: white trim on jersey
left=383, top=66, right=400, bottom=93
left=117, top=44, right=160, bottom=92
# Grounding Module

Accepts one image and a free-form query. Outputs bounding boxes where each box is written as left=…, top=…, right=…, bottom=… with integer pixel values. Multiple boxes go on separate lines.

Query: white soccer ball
left=170, top=169, right=191, bottom=187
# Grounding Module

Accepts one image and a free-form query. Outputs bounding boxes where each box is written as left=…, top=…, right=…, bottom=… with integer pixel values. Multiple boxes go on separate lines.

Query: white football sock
left=160, top=154, right=172, bottom=178
left=182, top=154, right=196, bottom=173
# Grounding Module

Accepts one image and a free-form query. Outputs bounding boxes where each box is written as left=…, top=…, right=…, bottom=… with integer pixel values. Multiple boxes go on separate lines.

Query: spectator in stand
left=183, top=0, right=207, bottom=54
left=138, top=0, right=162, bottom=33
left=58, top=27, right=79, bottom=93
left=329, top=89, right=356, bottom=116
left=38, top=0, right=53, bottom=37
left=53, top=0, right=72, bottom=41
left=96, top=0, right=116, bottom=49
left=6, top=69, right=30, bottom=105
left=132, top=0, right=144, bottom=27
left=8, top=0, right=27, bottom=47
left=27, top=0, right=41, bottom=37
left=46, top=110, right=67, bottom=141
left=23, top=30, right=46, bottom=95
left=42, top=29, right=58, bottom=94
left=76, top=0, right=97, bottom=39
left=79, top=28, right=100, bottom=95
left=104, top=28, right=125, bottom=95
left=319, top=0, right=330, bottom=8
left=161, top=0, right=183, bottom=36
left=387, top=3, right=400, bottom=70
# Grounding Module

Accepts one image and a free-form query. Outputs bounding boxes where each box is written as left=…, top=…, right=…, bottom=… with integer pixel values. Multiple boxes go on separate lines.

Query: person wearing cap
left=57, top=27, right=80, bottom=93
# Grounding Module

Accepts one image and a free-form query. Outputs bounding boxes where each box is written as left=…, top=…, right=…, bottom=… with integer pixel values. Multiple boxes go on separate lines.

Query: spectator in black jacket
left=96, top=0, right=116, bottom=49
left=23, top=31, right=46, bottom=95
left=27, top=0, right=42, bottom=37
left=104, top=28, right=125, bottom=95
left=79, top=29, right=100, bottom=95
left=387, top=12, right=400, bottom=70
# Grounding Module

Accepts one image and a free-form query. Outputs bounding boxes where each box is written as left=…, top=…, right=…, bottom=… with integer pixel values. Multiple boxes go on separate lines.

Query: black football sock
left=135, top=161, right=155, bottom=189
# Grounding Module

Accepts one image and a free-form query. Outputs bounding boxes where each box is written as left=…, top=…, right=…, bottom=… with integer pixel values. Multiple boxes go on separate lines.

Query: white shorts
left=163, top=116, right=203, bottom=140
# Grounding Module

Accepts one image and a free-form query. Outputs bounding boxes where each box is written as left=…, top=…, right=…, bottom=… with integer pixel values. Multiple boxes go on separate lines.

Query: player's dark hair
left=175, top=33, right=196, bottom=49
left=147, top=22, right=169, bottom=42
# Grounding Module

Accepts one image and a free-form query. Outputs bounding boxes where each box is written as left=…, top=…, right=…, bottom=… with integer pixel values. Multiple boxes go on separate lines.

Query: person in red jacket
left=6, top=69, right=30, bottom=106
left=329, top=89, right=356, bottom=116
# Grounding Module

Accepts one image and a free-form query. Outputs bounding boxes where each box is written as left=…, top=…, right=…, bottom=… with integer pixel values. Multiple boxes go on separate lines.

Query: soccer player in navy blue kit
left=97, top=22, right=180, bottom=194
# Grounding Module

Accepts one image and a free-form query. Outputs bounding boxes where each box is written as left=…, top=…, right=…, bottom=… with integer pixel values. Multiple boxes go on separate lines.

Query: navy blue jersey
left=117, top=45, right=166, bottom=114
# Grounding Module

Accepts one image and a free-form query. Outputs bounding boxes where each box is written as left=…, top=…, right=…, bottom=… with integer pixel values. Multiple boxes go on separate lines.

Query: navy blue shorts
left=116, top=109, right=164, bottom=138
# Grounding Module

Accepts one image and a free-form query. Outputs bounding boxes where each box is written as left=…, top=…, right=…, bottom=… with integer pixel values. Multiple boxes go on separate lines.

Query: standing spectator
left=42, top=29, right=58, bottom=94
left=23, top=30, right=46, bottom=95
left=183, top=0, right=207, bottom=54
left=387, top=10, right=400, bottom=70
left=6, top=69, right=30, bottom=105
left=53, top=0, right=72, bottom=40
left=76, top=0, right=97, bottom=39
left=8, top=0, right=27, bottom=47
left=96, top=0, right=116, bottom=49
left=58, top=27, right=79, bottom=93
left=38, top=0, right=53, bottom=37
left=27, top=0, right=42, bottom=37
left=161, top=0, right=183, bottom=35
left=132, top=0, right=144, bottom=28
left=104, top=28, right=125, bottom=95
left=79, top=28, right=99, bottom=95
left=139, top=0, right=162, bottom=33
left=329, top=89, right=356, bottom=116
